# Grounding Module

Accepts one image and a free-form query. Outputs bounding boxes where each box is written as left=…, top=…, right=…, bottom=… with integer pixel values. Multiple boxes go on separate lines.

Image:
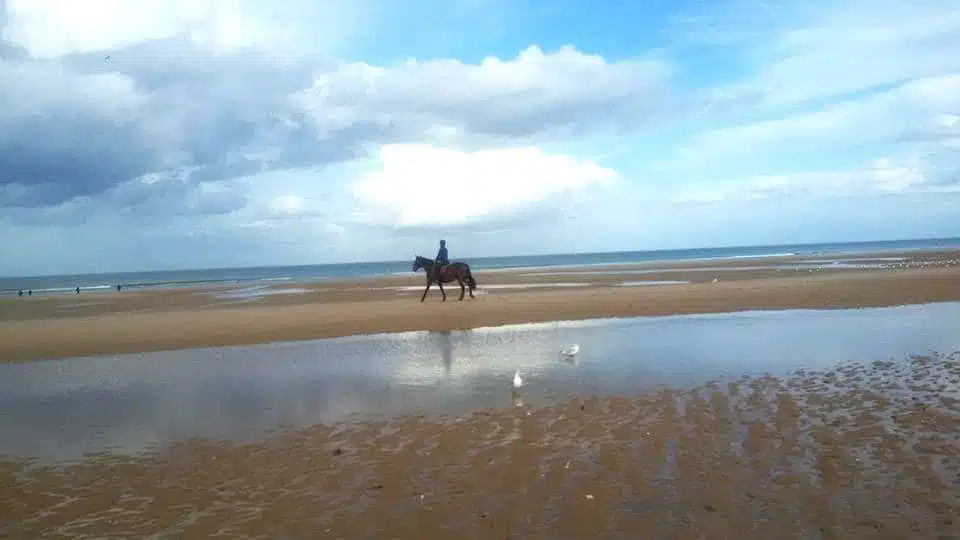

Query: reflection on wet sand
left=1, top=302, right=958, bottom=462
left=437, top=330, right=453, bottom=375
left=2, top=352, right=958, bottom=538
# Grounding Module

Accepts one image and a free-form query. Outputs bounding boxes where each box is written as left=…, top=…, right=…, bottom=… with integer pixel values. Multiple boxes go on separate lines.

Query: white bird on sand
left=512, top=370, right=523, bottom=389
left=560, top=344, right=580, bottom=357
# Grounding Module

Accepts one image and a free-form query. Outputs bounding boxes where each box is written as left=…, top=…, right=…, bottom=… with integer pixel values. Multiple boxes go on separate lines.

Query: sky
left=1, top=0, right=959, bottom=276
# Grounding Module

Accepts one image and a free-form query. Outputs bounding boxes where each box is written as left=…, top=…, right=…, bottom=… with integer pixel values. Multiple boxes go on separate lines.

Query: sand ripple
left=2, top=352, right=959, bottom=539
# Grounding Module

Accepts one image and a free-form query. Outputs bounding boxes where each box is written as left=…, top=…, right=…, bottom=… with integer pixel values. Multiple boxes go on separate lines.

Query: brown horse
left=412, top=255, right=478, bottom=302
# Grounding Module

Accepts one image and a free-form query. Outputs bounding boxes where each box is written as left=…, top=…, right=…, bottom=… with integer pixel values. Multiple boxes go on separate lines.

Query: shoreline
left=1, top=259, right=958, bottom=362
left=2, top=244, right=957, bottom=297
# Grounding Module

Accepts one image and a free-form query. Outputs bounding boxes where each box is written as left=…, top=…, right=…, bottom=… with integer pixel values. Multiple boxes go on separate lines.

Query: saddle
left=436, top=264, right=451, bottom=280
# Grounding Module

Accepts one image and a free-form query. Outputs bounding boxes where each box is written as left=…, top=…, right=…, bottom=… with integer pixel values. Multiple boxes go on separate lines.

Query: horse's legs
left=456, top=277, right=465, bottom=301
left=437, top=281, right=447, bottom=301
left=420, top=281, right=431, bottom=302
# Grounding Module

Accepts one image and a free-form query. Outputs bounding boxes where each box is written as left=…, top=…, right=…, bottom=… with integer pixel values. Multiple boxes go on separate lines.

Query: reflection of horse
left=412, top=255, right=477, bottom=302
left=437, top=330, right=453, bottom=375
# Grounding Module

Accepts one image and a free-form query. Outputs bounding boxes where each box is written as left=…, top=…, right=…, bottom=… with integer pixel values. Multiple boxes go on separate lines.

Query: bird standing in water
left=510, top=369, right=524, bottom=405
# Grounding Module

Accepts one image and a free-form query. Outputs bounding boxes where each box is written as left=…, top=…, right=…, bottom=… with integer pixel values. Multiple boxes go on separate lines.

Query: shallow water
left=0, top=302, right=957, bottom=462
left=528, top=262, right=893, bottom=276
left=615, top=280, right=690, bottom=287
left=208, top=285, right=312, bottom=300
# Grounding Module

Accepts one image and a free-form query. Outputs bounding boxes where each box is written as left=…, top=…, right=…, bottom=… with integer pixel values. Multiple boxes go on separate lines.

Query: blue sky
left=1, top=0, right=958, bottom=275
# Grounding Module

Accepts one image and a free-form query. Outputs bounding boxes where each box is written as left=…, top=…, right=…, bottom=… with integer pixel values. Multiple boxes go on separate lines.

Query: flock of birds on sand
left=510, top=343, right=580, bottom=399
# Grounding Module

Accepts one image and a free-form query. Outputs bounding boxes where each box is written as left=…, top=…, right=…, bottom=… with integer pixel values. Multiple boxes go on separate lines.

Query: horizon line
left=2, top=235, right=958, bottom=281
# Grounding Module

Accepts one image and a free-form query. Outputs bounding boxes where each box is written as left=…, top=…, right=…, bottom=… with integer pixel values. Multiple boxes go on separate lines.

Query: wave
left=692, top=252, right=796, bottom=262
left=2, top=275, right=301, bottom=296
left=1, top=284, right=114, bottom=295
left=2, top=278, right=244, bottom=295
left=726, top=252, right=796, bottom=259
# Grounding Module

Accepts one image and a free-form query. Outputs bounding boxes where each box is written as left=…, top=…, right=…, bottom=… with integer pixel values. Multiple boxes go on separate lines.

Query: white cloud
left=691, top=0, right=960, bottom=110
left=757, top=6, right=960, bottom=108
left=349, top=144, right=617, bottom=228
left=293, top=45, right=675, bottom=144
left=0, top=0, right=376, bottom=58
left=677, top=156, right=952, bottom=204
left=662, top=0, right=960, bottom=200
left=679, top=75, right=960, bottom=166
left=937, top=114, right=960, bottom=131
left=866, top=158, right=929, bottom=193
left=0, top=60, right=145, bottom=120
left=267, top=195, right=305, bottom=218
left=5, top=0, right=264, bottom=57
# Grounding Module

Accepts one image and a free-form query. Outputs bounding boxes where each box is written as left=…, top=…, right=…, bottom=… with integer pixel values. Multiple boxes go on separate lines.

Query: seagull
left=512, top=370, right=523, bottom=389
left=560, top=344, right=580, bottom=357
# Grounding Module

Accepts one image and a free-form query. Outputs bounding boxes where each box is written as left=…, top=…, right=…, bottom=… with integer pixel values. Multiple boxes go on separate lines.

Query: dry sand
left=1, top=250, right=959, bottom=363
left=2, top=352, right=958, bottom=538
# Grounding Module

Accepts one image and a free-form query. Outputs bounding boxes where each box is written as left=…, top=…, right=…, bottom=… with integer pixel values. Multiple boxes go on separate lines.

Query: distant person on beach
left=117, top=284, right=122, bottom=292
left=75, top=286, right=80, bottom=294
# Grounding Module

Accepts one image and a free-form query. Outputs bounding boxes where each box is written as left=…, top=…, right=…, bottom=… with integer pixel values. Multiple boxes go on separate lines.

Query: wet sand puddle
left=208, top=286, right=312, bottom=301
left=2, top=303, right=958, bottom=463
left=2, top=352, right=958, bottom=539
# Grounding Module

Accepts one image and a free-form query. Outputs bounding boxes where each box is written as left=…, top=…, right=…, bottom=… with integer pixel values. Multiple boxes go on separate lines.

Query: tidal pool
left=0, top=302, right=957, bottom=461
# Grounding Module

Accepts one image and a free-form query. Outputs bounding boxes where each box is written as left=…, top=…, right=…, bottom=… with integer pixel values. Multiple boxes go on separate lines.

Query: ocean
left=2, top=237, right=958, bottom=296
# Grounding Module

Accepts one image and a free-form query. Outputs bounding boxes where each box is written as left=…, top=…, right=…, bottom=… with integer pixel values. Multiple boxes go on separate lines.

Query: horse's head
left=412, top=255, right=425, bottom=272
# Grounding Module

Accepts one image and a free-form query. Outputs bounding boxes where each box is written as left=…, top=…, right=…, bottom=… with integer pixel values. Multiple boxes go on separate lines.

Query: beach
left=2, top=248, right=960, bottom=538
left=1, top=249, right=958, bottom=363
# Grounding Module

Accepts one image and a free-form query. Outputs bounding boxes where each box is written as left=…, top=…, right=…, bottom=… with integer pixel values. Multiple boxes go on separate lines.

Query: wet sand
left=2, top=352, right=958, bottom=538
left=1, top=250, right=959, bottom=362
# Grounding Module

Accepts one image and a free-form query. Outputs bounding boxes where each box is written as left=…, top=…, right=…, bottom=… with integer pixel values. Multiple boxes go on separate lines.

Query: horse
left=411, top=255, right=478, bottom=302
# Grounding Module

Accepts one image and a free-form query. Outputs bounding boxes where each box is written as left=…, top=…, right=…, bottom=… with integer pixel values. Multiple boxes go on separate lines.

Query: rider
left=434, top=239, right=449, bottom=279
